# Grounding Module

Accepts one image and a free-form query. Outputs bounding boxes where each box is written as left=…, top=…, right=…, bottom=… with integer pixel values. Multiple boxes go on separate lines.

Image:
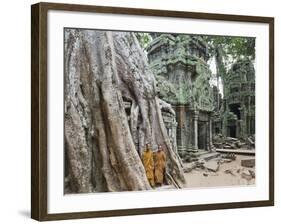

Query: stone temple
left=146, top=34, right=215, bottom=157
left=213, top=59, right=255, bottom=139
left=146, top=33, right=255, bottom=160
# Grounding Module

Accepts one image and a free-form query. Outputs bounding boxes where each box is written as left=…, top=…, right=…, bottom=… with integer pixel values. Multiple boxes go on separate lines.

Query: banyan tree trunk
left=64, top=29, right=186, bottom=193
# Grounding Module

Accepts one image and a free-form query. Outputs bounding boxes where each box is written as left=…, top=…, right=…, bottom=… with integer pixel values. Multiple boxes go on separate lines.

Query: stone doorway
left=228, top=125, right=236, bottom=138
left=198, top=121, right=207, bottom=150
left=229, top=103, right=241, bottom=119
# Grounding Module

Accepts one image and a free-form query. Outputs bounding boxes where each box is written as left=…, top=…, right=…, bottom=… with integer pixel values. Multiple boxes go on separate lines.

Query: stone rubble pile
left=224, top=167, right=255, bottom=181
left=183, top=154, right=256, bottom=182
left=183, top=155, right=229, bottom=173
left=213, top=134, right=255, bottom=149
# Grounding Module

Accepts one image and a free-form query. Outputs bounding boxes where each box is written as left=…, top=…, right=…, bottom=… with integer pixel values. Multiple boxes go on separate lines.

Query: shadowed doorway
left=198, top=121, right=207, bottom=150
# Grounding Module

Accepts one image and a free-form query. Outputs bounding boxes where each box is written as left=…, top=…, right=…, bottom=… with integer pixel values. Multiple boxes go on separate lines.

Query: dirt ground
left=184, top=155, right=255, bottom=188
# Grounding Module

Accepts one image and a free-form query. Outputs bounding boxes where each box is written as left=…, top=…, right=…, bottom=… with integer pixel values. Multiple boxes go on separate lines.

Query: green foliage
left=134, top=32, right=153, bottom=50
left=203, top=36, right=255, bottom=68
left=226, top=37, right=255, bottom=60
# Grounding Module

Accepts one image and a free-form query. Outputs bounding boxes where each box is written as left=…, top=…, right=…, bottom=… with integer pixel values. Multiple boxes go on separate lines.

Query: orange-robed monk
left=154, top=144, right=166, bottom=186
left=142, top=143, right=155, bottom=187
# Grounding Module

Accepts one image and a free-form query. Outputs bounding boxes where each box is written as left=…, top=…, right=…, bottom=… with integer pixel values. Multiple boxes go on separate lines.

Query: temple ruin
left=146, top=34, right=215, bottom=158
left=146, top=34, right=255, bottom=159
left=213, top=58, right=255, bottom=140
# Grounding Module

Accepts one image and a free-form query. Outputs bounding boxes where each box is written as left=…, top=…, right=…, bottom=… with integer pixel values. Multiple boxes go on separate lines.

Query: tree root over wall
left=64, top=29, right=186, bottom=193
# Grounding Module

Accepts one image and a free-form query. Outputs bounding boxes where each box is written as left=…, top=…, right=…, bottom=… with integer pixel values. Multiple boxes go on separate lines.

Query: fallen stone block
left=204, top=160, right=219, bottom=172
left=222, top=153, right=236, bottom=160
left=248, top=170, right=255, bottom=178
left=226, top=137, right=238, bottom=141
left=195, top=160, right=205, bottom=169
left=247, top=137, right=255, bottom=145
left=183, top=163, right=196, bottom=173
left=241, top=159, right=255, bottom=168
left=183, top=167, right=192, bottom=173
left=222, top=158, right=233, bottom=163
left=224, top=145, right=232, bottom=149
left=241, top=170, right=253, bottom=181
left=224, top=169, right=235, bottom=176
left=237, top=142, right=246, bottom=148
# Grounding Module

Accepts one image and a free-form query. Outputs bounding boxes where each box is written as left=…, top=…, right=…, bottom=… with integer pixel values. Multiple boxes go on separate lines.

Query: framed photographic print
left=31, top=2, right=274, bottom=221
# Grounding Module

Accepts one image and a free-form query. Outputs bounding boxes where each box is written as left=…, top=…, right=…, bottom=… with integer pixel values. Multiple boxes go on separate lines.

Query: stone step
left=216, top=148, right=255, bottom=155
left=199, top=152, right=221, bottom=161
left=191, top=150, right=209, bottom=157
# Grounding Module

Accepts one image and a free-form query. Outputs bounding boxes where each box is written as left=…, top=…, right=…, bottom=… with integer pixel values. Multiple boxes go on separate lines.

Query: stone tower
left=221, top=59, right=255, bottom=139
left=146, top=34, right=215, bottom=156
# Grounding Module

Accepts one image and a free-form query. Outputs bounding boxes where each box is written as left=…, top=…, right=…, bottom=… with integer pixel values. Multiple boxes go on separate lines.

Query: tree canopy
left=135, top=32, right=153, bottom=50
left=203, top=35, right=255, bottom=69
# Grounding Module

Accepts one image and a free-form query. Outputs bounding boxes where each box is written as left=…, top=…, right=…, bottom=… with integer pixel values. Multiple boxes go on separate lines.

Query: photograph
left=64, top=28, right=256, bottom=194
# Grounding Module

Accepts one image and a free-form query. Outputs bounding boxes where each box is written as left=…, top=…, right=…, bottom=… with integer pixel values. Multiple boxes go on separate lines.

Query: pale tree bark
left=64, top=29, right=186, bottom=193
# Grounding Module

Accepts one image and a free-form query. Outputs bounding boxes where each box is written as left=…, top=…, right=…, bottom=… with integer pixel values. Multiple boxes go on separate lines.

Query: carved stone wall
left=218, top=59, right=255, bottom=140
left=146, top=34, right=215, bottom=155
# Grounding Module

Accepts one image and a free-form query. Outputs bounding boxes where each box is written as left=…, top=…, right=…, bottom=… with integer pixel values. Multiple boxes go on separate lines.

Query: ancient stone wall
left=220, top=59, right=255, bottom=140
left=146, top=34, right=215, bottom=156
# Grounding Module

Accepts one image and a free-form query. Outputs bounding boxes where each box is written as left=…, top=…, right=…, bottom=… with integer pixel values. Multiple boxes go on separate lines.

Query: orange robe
left=142, top=149, right=155, bottom=187
left=154, top=151, right=166, bottom=185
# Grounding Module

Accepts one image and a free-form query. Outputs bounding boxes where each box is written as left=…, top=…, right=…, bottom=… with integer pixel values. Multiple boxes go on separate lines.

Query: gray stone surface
left=146, top=34, right=214, bottom=156
left=241, top=159, right=255, bottom=168
left=204, top=160, right=220, bottom=172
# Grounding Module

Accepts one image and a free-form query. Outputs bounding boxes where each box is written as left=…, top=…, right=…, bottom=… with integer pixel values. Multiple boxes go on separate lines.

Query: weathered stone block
left=204, top=160, right=219, bottom=172
left=241, top=169, right=255, bottom=180
left=241, top=159, right=255, bottom=168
